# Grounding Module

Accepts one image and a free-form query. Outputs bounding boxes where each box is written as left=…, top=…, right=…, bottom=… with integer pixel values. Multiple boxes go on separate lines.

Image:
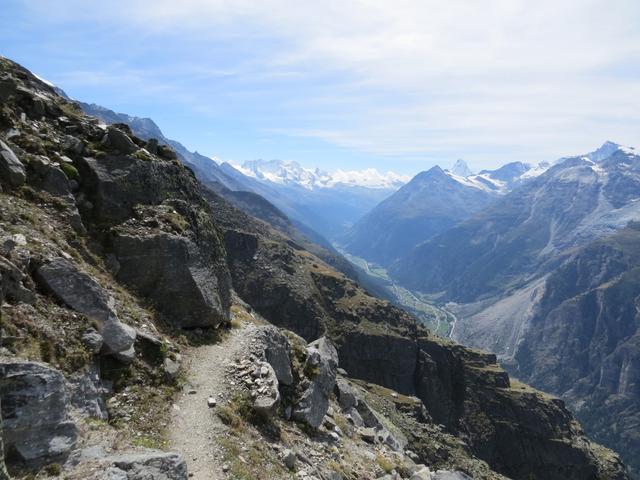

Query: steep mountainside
left=341, top=157, right=553, bottom=268
left=392, top=146, right=640, bottom=302
left=513, top=225, right=640, bottom=477
left=451, top=224, right=640, bottom=478
left=341, top=166, right=497, bottom=266
left=0, top=56, right=631, bottom=480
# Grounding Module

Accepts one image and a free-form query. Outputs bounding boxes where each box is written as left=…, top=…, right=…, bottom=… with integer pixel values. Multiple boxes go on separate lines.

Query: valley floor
left=336, top=249, right=456, bottom=336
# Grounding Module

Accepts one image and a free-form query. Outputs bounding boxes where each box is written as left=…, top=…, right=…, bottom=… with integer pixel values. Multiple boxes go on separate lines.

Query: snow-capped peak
left=231, top=159, right=408, bottom=190
left=442, top=160, right=551, bottom=194
left=448, top=159, right=473, bottom=177
left=329, top=168, right=409, bottom=189
left=586, top=141, right=622, bottom=162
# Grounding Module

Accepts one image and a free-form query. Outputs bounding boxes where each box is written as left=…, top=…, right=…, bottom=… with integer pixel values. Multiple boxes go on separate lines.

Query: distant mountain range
left=231, top=158, right=408, bottom=190
left=391, top=143, right=640, bottom=301
left=340, top=157, right=550, bottom=266
left=218, top=160, right=404, bottom=240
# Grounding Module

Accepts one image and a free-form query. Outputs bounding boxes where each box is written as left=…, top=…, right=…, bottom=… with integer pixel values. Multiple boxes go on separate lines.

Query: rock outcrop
left=250, top=325, right=294, bottom=386
left=0, top=139, right=26, bottom=187
left=0, top=360, right=78, bottom=467
left=251, top=360, right=281, bottom=416
left=292, top=337, right=338, bottom=428
left=34, top=257, right=137, bottom=362
left=111, top=228, right=227, bottom=329
left=75, top=153, right=232, bottom=328
left=102, top=451, right=188, bottom=480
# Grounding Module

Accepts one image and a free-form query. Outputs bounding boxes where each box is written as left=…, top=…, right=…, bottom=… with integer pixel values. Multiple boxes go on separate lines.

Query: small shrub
left=376, top=453, right=395, bottom=474
left=217, top=404, right=244, bottom=430
left=60, top=162, right=79, bottom=180
left=44, top=463, right=62, bottom=476
left=132, top=435, right=161, bottom=449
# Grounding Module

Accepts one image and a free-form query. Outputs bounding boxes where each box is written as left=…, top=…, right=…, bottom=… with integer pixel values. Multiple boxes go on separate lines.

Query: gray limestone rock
left=252, top=326, right=293, bottom=386
left=0, top=139, right=26, bottom=187
left=62, top=135, right=84, bottom=155
left=34, top=258, right=136, bottom=360
left=0, top=360, right=78, bottom=466
left=112, top=233, right=228, bottom=329
left=69, top=363, right=109, bottom=420
left=252, top=361, right=280, bottom=417
left=292, top=337, right=338, bottom=428
left=81, top=329, right=104, bottom=354
left=335, top=378, right=358, bottom=411
left=102, top=127, right=137, bottom=154
left=103, top=451, right=188, bottom=480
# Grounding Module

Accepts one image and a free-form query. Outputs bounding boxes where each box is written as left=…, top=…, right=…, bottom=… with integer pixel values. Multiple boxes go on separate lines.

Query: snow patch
left=33, top=73, right=55, bottom=88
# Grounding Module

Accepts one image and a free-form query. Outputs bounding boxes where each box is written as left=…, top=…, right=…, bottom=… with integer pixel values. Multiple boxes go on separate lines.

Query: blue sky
left=2, top=0, right=640, bottom=175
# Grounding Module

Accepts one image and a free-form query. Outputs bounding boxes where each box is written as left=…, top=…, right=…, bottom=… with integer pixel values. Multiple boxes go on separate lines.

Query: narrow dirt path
left=168, top=322, right=257, bottom=480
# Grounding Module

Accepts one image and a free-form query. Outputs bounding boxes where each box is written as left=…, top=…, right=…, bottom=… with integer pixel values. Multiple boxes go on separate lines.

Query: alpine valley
left=342, top=141, right=640, bottom=477
left=0, top=54, right=636, bottom=480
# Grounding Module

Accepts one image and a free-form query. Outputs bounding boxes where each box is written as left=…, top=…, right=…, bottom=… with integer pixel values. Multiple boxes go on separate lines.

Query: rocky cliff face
left=512, top=225, right=640, bottom=477
left=0, top=56, right=631, bottom=480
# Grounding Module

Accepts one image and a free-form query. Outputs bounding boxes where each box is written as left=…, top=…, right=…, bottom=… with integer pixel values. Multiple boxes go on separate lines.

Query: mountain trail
left=168, top=322, right=257, bottom=480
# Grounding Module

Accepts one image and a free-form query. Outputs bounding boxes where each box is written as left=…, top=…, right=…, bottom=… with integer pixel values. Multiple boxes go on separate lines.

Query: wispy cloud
left=10, top=0, right=640, bottom=171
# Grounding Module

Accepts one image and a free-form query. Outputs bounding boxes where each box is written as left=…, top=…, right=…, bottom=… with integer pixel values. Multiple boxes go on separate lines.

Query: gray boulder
left=82, top=329, right=104, bottom=354
left=34, top=257, right=116, bottom=322
left=335, top=378, right=357, bottom=411
left=101, top=320, right=136, bottom=363
left=252, top=326, right=293, bottom=385
left=409, top=466, right=432, bottom=480
left=69, top=363, right=109, bottom=420
left=103, top=127, right=137, bottom=154
left=28, top=156, right=73, bottom=198
left=62, top=135, right=84, bottom=155
left=103, top=451, right=188, bottom=480
left=163, top=357, right=181, bottom=382
left=0, top=256, right=35, bottom=304
left=0, top=360, right=78, bottom=466
left=0, top=139, right=26, bottom=187
left=292, top=337, right=338, bottom=428
left=41, top=165, right=72, bottom=197
left=282, top=449, right=296, bottom=470
left=112, top=233, right=228, bottom=329
left=252, top=361, right=280, bottom=417
left=34, top=258, right=136, bottom=360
